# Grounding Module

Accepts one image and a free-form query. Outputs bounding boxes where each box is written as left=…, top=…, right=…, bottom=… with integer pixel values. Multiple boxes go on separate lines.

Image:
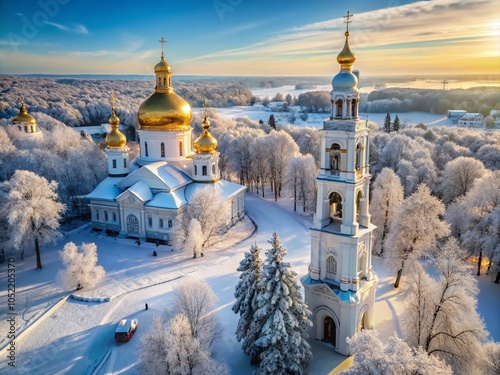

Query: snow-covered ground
left=0, top=194, right=498, bottom=375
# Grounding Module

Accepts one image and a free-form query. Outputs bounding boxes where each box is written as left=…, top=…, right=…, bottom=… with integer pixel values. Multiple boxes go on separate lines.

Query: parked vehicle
left=114, top=319, right=138, bottom=342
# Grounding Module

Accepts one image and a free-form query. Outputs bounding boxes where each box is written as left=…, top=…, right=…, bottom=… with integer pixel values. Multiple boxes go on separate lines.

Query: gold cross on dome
left=159, top=37, right=167, bottom=56
left=111, top=90, right=115, bottom=109
left=203, top=94, right=207, bottom=119
left=343, top=11, right=353, bottom=32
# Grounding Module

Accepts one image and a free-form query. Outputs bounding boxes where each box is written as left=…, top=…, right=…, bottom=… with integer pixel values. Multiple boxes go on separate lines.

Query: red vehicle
left=114, top=319, right=138, bottom=342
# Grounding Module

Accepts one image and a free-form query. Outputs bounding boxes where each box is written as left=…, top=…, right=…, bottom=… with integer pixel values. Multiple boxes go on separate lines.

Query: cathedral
left=301, top=13, right=378, bottom=356
left=86, top=42, right=246, bottom=242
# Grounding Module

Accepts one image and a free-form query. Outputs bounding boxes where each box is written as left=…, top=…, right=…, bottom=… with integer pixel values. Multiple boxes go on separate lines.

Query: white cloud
left=45, top=21, right=89, bottom=35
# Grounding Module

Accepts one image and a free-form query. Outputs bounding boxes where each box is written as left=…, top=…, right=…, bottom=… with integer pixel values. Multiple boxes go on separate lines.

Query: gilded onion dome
left=138, top=39, right=192, bottom=132
left=13, top=98, right=36, bottom=125
left=337, top=31, right=356, bottom=71
left=106, top=93, right=127, bottom=148
left=193, top=113, right=218, bottom=154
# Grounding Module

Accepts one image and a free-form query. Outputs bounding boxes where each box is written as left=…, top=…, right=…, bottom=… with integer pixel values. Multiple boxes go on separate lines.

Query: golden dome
left=138, top=91, right=192, bottom=131
left=13, top=99, right=36, bottom=125
left=193, top=117, right=218, bottom=154
left=106, top=94, right=127, bottom=148
left=155, top=55, right=171, bottom=73
left=337, top=31, right=356, bottom=71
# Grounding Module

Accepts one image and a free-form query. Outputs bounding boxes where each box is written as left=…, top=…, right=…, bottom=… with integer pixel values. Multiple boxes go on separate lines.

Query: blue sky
left=0, top=0, right=498, bottom=75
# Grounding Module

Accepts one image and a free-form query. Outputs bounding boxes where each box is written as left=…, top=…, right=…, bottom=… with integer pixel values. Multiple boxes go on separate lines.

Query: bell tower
left=301, top=11, right=377, bottom=356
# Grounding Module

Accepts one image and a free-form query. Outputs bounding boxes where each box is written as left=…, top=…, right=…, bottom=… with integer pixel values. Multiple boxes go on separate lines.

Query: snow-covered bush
left=58, top=242, right=105, bottom=290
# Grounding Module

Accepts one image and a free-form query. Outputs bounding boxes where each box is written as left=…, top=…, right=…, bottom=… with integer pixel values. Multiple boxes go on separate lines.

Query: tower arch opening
left=329, top=143, right=341, bottom=175
left=323, top=316, right=337, bottom=346
left=355, top=142, right=363, bottom=171
left=328, top=192, right=343, bottom=222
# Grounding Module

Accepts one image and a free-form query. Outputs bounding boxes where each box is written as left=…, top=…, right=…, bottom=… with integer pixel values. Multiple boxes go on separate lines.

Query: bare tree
left=284, top=154, right=316, bottom=213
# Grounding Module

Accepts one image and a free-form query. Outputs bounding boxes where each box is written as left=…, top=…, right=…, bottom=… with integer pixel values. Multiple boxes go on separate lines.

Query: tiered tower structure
left=301, top=11, right=377, bottom=356
left=105, top=93, right=129, bottom=177
left=136, top=37, right=193, bottom=165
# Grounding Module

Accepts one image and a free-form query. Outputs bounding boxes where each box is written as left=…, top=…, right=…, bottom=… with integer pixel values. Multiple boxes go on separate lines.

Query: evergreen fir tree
left=268, top=114, right=277, bottom=130
left=393, top=115, right=401, bottom=131
left=233, top=243, right=263, bottom=363
left=254, top=232, right=313, bottom=375
left=384, top=113, right=392, bottom=133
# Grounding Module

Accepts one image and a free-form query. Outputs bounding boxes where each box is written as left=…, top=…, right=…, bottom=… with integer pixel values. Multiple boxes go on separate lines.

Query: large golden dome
left=193, top=117, right=217, bottom=154
left=337, top=31, right=356, bottom=71
left=13, top=99, right=36, bottom=125
left=138, top=91, right=192, bottom=131
left=138, top=51, right=192, bottom=132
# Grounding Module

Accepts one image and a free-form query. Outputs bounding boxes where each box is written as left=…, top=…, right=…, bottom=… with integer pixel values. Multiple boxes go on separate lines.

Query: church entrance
left=323, top=316, right=336, bottom=346
left=127, top=214, right=139, bottom=235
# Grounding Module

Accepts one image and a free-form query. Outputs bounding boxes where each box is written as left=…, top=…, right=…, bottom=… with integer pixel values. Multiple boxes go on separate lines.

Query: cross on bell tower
left=343, top=10, right=353, bottom=32
left=159, top=37, right=167, bottom=57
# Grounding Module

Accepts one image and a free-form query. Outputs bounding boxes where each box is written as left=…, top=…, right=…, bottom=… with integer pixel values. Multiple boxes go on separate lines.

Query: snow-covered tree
left=184, top=218, right=203, bottom=258
left=172, top=186, right=230, bottom=253
left=402, top=239, right=488, bottom=374
left=483, top=341, right=500, bottom=375
left=384, top=184, right=449, bottom=288
left=249, top=137, right=271, bottom=197
left=393, top=115, right=401, bottom=132
left=284, top=154, right=317, bottom=213
left=2, top=170, right=65, bottom=269
left=254, top=232, right=312, bottom=374
left=370, top=168, right=404, bottom=256
left=384, top=113, right=391, bottom=132
left=343, top=330, right=452, bottom=375
left=233, top=243, right=263, bottom=363
left=267, top=131, right=300, bottom=201
left=174, top=277, right=222, bottom=351
left=58, top=242, right=105, bottom=290
left=138, top=313, right=228, bottom=375
left=439, top=156, right=487, bottom=204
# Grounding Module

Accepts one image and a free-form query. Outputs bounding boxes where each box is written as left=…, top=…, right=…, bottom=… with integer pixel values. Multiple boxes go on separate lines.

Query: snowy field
left=210, top=104, right=449, bottom=129
left=0, top=192, right=499, bottom=375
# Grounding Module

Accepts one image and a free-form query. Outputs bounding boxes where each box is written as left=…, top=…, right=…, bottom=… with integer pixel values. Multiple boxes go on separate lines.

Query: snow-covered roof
left=86, top=177, right=122, bottom=201
left=146, top=187, right=187, bottom=209
left=185, top=179, right=246, bottom=202
left=117, top=161, right=191, bottom=192
left=122, top=181, right=152, bottom=202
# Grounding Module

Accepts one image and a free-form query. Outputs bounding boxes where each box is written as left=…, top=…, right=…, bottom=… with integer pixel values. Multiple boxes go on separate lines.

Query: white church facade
left=301, top=13, right=378, bottom=356
left=86, top=43, right=246, bottom=242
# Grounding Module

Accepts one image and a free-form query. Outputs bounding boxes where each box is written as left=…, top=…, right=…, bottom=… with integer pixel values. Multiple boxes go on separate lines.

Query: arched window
left=352, top=100, right=357, bottom=118
left=355, top=143, right=363, bottom=171
left=359, top=251, right=367, bottom=272
left=194, top=165, right=198, bottom=175
left=163, top=77, right=166, bottom=85
left=335, top=99, right=342, bottom=117
left=356, top=190, right=363, bottom=215
left=145, top=142, right=149, bottom=157
left=202, top=166, right=207, bottom=176
left=159, top=219, right=164, bottom=228
left=161, top=142, right=165, bottom=157
left=329, top=192, right=342, bottom=222
left=329, top=143, right=341, bottom=175
left=326, top=256, right=337, bottom=277
left=179, top=141, right=183, bottom=156
left=212, top=164, right=215, bottom=174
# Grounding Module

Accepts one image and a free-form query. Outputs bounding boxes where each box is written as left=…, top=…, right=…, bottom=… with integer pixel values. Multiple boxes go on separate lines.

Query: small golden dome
left=193, top=117, right=217, bottom=154
left=337, top=31, right=356, bottom=71
left=13, top=99, right=36, bottom=125
left=155, top=55, right=171, bottom=73
left=106, top=93, right=127, bottom=148
left=138, top=91, right=192, bottom=131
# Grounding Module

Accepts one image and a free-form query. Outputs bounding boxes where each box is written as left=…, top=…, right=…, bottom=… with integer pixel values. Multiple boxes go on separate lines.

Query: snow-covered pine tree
left=233, top=243, right=263, bottom=362
left=393, top=115, right=401, bottom=132
left=254, top=232, right=312, bottom=375
left=384, top=113, right=392, bottom=133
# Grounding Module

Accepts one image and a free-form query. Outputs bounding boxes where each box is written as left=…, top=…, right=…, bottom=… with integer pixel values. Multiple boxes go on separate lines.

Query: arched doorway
left=324, top=316, right=336, bottom=346
left=359, top=311, right=366, bottom=330
left=127, top=214, right=139, bottom=235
